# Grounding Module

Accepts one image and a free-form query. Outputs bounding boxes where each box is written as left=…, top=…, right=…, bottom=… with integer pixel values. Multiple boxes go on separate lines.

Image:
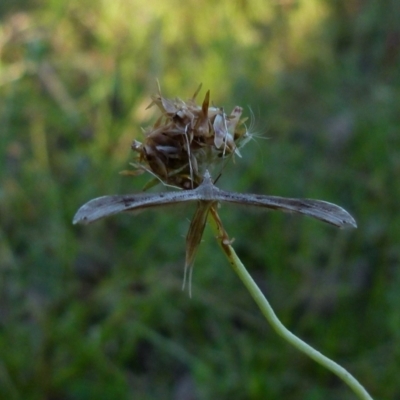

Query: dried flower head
left=131, top=84, right=250, bottom=189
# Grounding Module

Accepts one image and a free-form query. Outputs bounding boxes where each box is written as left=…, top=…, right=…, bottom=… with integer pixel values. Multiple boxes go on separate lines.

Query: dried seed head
left=132, top=85, right=250, bottom=189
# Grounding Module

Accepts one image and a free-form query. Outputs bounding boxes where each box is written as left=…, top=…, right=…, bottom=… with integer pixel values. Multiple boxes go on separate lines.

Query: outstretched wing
left=73, top=190, right=202, bottom=225
left=212, top=189, right=357, bottom=228
left=73, top=169, right=357, bottom=229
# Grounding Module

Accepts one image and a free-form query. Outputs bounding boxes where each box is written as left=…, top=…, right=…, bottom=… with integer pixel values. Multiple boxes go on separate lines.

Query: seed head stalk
left=208, top=207, right=373, bottom=400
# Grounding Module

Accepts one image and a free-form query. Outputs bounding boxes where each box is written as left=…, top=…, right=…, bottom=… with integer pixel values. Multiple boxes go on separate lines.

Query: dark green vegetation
left=1, top=1, right=399, bottom=399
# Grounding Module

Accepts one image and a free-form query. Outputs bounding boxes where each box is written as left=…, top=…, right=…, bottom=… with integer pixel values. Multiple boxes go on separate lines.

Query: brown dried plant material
left=131, top=85, right=250, bottom=189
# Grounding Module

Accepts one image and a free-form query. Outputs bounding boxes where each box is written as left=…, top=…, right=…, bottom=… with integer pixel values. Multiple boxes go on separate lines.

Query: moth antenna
left=213, top=171, right=222, bottom=185
left=212, top=150, right=236, bottom=185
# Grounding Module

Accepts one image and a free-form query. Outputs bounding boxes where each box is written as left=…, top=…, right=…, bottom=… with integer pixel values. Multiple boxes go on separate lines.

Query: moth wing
left=213, top=191, right=357, bottom=229
left=73, top=190, right=199, bottom=225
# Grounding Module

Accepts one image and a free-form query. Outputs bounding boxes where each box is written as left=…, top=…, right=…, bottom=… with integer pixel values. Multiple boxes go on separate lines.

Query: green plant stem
left=208, top=208, right=373, bottom=400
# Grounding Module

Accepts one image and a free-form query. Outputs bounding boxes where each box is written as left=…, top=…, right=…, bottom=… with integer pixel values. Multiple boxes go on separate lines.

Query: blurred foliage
left=1, top=0, right=399, bottom=399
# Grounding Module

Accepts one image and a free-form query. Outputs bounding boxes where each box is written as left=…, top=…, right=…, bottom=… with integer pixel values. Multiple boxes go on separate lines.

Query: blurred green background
left=1, top=0, right=399, bottom=399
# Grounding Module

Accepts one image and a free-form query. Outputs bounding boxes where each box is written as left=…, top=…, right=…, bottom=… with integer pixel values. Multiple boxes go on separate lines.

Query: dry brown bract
left=131, top=84, right=249, bottom=189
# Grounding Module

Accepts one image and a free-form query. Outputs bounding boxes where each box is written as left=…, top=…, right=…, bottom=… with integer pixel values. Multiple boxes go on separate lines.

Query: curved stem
left=208, top=208, right=373, bottom=400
